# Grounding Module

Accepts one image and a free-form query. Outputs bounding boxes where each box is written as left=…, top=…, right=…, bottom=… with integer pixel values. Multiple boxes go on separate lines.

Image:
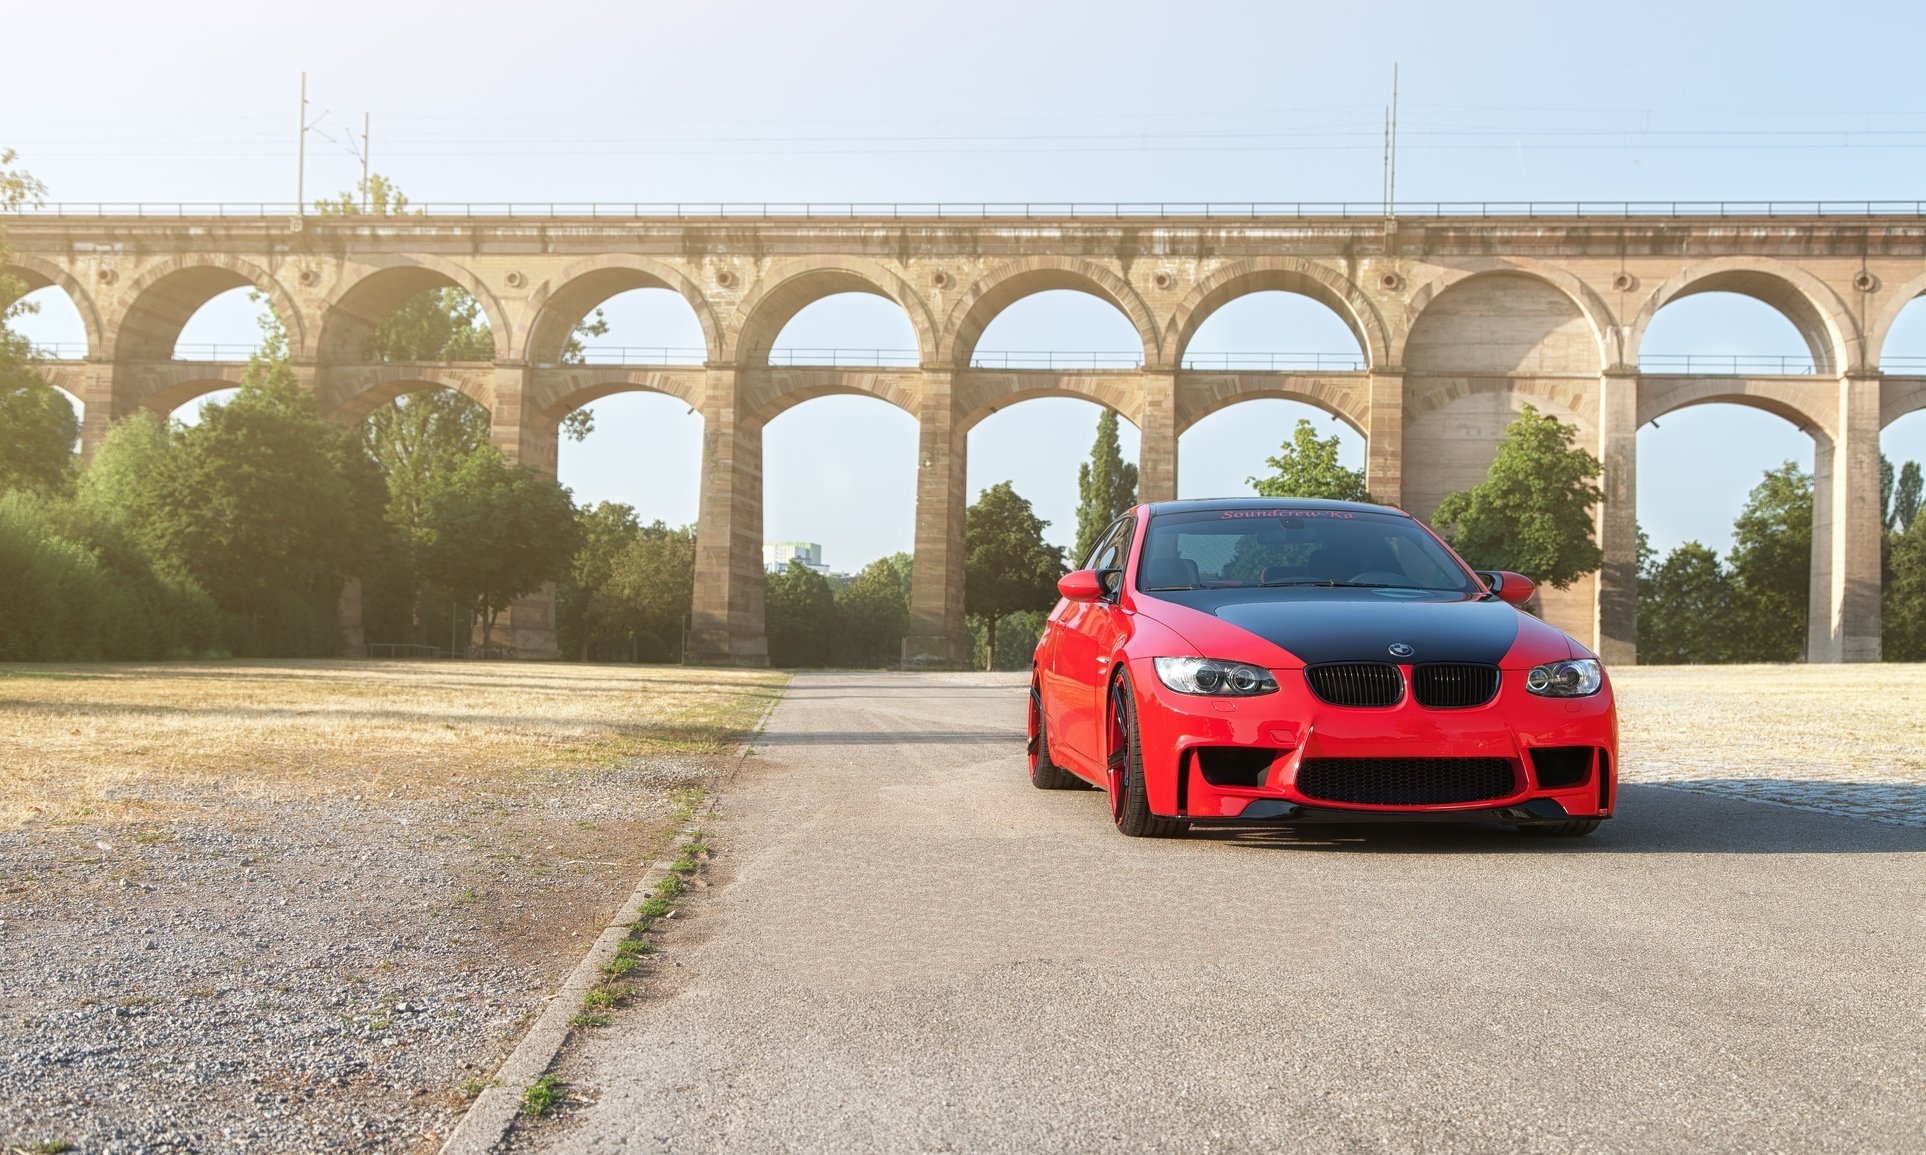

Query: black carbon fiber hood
left=1151, top=588, right=1522, bottom=665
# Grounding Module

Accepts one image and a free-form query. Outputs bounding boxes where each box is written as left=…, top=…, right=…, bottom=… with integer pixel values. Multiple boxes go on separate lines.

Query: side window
left=1083, top=517, right=1128, bottom=571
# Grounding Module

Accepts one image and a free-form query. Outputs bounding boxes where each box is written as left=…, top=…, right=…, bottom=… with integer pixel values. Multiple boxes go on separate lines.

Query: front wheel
left=1028, top=678, right=1083, bottom=790
left=1107, top=672, right=1188, bottom=839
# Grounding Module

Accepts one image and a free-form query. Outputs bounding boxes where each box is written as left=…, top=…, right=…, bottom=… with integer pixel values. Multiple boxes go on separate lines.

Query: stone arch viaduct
left=8, top=208, right=1925, bottom=666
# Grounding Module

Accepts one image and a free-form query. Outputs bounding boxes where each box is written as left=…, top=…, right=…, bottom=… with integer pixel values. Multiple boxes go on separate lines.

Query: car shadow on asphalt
left=1182, top=784, right=1926, bottom=855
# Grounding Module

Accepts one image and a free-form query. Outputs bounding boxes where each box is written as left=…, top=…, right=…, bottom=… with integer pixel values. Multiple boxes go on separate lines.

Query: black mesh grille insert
left=1295, top=758, right=1517, bottom=805
left=1412, top=663, right=1501, bottom=708
left=1529, top=746, right=1595, bottom=789
left=1304, top=663, right=1403, bottom=707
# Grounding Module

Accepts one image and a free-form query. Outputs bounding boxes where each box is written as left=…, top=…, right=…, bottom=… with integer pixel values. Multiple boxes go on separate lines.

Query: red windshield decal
left=1218, top=510, right=1355, bottom=519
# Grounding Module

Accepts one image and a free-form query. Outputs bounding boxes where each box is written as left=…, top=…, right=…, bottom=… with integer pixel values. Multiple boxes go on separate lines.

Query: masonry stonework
left=9, top=212, right=1924, bottom=665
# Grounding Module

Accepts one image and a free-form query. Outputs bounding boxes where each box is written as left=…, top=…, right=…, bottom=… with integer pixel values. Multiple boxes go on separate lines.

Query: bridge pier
left=1807, top=374, right=1884, bottom=662
left=1138, top=371, right=1178, bottom=502
left=688, top=369, right=771, bottom=666
left=1595, top=370, right=1640, bottom=665
left=489, top=366, right=563, bottom=658
left=903, top=375, right=970, bottom=667
left=1364, top=370, right=1404, bottom=506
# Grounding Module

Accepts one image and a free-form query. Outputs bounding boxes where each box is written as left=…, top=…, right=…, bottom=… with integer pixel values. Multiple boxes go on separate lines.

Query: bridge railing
left=15, top=201, right=1926, bottom=220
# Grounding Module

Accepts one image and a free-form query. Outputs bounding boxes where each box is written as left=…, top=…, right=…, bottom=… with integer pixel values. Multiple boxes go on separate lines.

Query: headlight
left=1153, top=657, right=1279, bottom=696
left=1525, top=659, right=1602, bottom=697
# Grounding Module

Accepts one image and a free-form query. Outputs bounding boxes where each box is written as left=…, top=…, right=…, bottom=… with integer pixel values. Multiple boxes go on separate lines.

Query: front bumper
left=1126, top=657, right=1618, bottom=822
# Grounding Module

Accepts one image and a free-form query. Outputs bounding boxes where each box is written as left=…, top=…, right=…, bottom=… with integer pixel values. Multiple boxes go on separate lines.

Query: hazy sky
left=8, top=0, right=1926, bottom=567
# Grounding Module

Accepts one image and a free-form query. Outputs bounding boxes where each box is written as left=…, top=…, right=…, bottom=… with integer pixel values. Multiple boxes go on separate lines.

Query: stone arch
left=1882, top=377, right=1926, bottom=431
left=741, top=368, right=922, bottom=425
left=321, top=367, right=498, bottom=424
left=1165, top=259, right=1388, bottom=370
left=955, top=377, right=1140, bottom=436
left=941, top=256, right=1159, bottom=368
left=1400, top=264, right=1615, bottom=373
left=1, top=253, right=105, bottom=357
left=1175, top=378, right=1370, bottom=438
left=1638, top=378, right=1836, bottom=443
left=130, top=368, right=253, bottom=417
left=727, top=258, right=936, bottom=366
left=317, top=256, right=510, bottom=364
left=1865, top=269, right=1926, bottom=370
left=1626, top=256, right=1855, bottom=375
left=521, top=255, right=720, bottom=365
left=533, top=369, right=706, bottom=424
left=108, top=253, right=304, bottom=363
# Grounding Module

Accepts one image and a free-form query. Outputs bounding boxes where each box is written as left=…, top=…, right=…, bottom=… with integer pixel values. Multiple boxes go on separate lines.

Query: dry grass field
left=0, top=660, right=785, bottom=828
left=1613, top=664, right=1926, bottom=826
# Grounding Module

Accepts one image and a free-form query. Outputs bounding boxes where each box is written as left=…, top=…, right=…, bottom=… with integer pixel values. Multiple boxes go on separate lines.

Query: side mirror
left=1057, top=569, right=1105, bottom=602
left=1477, top=569, right=1536, bottom=607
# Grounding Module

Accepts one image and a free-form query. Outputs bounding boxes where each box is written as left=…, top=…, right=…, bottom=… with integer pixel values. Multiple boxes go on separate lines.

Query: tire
left=1518, top=819, right=1602, bottom=837
left=1028, top=679, right=1083, bottom=790
left=1107, top=672, right=1189, bottom=839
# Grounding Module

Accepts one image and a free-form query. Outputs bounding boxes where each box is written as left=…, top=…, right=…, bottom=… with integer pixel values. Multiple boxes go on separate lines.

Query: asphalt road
left=526, top=671, right=1925, bottom=1154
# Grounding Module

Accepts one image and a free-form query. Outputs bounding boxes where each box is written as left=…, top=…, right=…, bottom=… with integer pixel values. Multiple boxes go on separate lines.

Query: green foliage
left=971, top=608, right=1048, bottom=672
left=312, top=173, right=411, bottom=217
left=415, top=446, right=583, bottom=648
left=367, top=287, right=496, bottom=363
left=1636, top=541, right=1737, bottom=664
left=965, top=482, right=1065, bottom=671
left=1248, top=418, right=1373, bottom=503
left=592, top=521, right=696, bottom=662
left=1885, top=510, right=1926, bottom=661
left=765, top=560, right=836, bottom=667
left=0, top=347, right=77, bottom=495
left=0, top=490, right=219, bottom=661
left=833, top=556, right=910, bottom=666
left=559, top=501, right=642, bottom=658
left=1073, top=410, right=1138, bottom=564
left=1887, top=459, right=1922, bottom=536
left=1431, top=405, right=1603, bottom=589
left=1724, top=462, right=1812, bottom=662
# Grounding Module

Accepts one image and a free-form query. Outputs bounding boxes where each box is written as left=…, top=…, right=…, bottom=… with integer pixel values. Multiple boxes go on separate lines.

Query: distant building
left=765, top=541, right=828, bottom=574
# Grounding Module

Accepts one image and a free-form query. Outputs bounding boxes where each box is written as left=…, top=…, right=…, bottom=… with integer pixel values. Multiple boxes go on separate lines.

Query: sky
left=8, top=0, right=1926, bottom=568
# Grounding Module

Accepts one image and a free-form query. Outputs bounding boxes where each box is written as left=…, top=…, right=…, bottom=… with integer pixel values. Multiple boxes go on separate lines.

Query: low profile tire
left=1518, top=819, right=1603, bottom=837
left=1028, top=679, right=1083, bottom=790
left=1107, top=672, right=1188, bottom=839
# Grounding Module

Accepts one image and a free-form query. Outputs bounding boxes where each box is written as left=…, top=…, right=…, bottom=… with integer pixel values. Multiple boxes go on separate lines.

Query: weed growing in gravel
left=19, top=1141, right=78, bottom=1154
left=458, top=1077, right=499, bottom=1099
left=520, top=1074, right=565, bottom=1117
left=572, top=833, right=708, bottom=1028
left=569, top=1011, right=611, bottom=1028
left=581, top=983, right=632, bottom=1010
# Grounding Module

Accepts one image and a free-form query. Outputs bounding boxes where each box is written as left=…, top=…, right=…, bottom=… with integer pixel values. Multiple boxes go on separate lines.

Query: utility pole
left=296, top=72, right=308, bottom=214
left=1387, top=63, right=1400, bottom=218
left=361, top=112, right=371, bottom=210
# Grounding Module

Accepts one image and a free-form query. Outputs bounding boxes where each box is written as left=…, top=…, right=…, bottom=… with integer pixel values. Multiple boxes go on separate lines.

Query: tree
left=594, top=521, right=696, bottom=662
left=1431, top=405, right=1604, bottom=589
left=1725, top=462, right=1812, bottom=662
left=0, top=151, right=75, bottom=495
left=1888, top=459, right=1922, bottom=536
left=834, top=557, right=910, bottom=666
left=558, top=501, right=642, bottom=659
left=1637, top=542, right=1737, bottom=664
left=1073, top=410, right=1138, bottom=564
left=965, top=482, right=1065, bottom=671
left=1248, top=418, right=1373, bottom=503
left=765, top=560, right=835, bottom=667
left=416, top=446, right=583, bottom=649
left=1885, top=512, right=1926, bottom=661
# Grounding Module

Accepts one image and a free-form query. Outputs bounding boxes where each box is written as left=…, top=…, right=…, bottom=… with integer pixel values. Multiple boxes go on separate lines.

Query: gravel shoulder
left=0, top=660, right=784, bottom=1155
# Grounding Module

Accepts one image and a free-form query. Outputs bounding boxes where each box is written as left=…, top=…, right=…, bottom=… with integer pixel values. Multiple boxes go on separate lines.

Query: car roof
left=1140, top=497, right=1408, bottom=517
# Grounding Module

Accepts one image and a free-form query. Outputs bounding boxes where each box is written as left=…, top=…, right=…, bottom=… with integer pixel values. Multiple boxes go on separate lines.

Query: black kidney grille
left=1296, top=758, right=1517, bottom=806
left=1304, top=663, right=1403, bottom=707
left=1412, top=663, right=1501, bottom=708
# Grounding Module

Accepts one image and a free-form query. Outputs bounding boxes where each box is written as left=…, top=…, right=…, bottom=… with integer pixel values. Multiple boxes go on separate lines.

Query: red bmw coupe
left=1029, top=498, right=1617, bottom=838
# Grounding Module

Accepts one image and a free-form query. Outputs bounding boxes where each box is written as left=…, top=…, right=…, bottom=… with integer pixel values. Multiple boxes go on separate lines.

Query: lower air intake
left=1295, top=757, right=1517, bottom=806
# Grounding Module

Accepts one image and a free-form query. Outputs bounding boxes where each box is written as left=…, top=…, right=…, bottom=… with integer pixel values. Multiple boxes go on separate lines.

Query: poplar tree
left=1073, top=410, right=1137, bottom=565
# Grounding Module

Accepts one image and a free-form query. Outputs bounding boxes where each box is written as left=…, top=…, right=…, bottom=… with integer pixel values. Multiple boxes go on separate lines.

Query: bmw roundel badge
left=1388, top=642, right=1415, bottom=658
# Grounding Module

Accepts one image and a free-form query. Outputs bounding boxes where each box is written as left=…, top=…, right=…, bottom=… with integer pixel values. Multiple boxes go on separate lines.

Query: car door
left=1052, top=516, right=1133, bottom=763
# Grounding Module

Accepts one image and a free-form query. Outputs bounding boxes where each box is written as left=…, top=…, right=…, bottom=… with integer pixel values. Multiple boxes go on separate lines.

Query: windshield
left=1135, top=508, right=1480, bottom=594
